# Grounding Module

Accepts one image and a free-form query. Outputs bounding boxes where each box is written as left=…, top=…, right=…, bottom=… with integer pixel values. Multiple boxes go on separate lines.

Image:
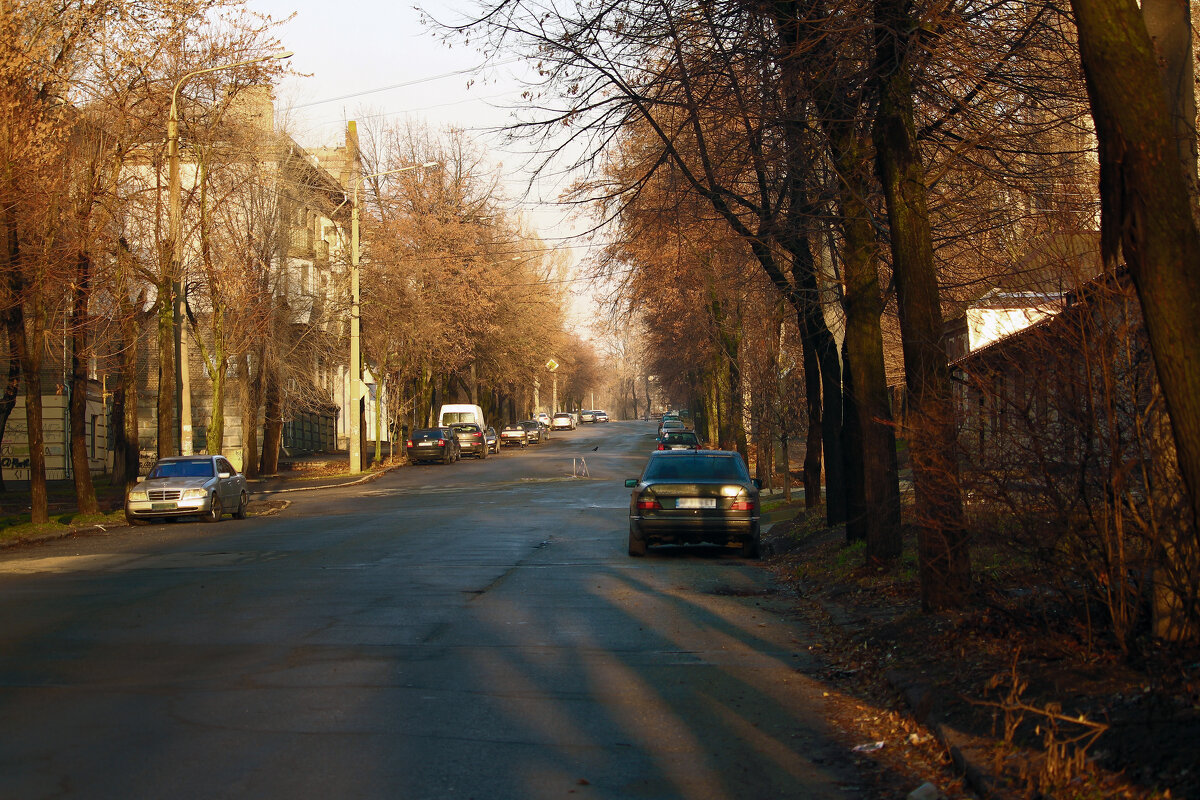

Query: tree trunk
left=800, top=338, right=822, bottom=508
left=14, top=304, right=47, bottom=524
left=201, top=306, right=226, bottom=455
left=260, top=370, right=282, bottom=474
left=120, top=301, right=141, bottom=486
left=0, top=327, right=21, bottom=493
left=69, top=252, right=98, bottom=514
left=241, top=348, right=264, bottom=479
left=829, top=119, right=902, bottom=562
left=1072, top=0, right=1200, bottom=638
left=156, top=277, right=176, bottom=459
left=874, top=0, right=969, bottom=610
left=1141, top=0, right=1197, bottom=202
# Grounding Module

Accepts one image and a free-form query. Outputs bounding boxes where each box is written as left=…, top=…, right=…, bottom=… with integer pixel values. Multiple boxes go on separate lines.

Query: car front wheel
left=125, top=511, right=149, bottom=527
left=203, top=494, right=223, bottom=523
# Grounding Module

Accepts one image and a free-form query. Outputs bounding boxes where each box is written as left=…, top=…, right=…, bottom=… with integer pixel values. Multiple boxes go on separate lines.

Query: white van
left=438, top=404, right=486, bottom=429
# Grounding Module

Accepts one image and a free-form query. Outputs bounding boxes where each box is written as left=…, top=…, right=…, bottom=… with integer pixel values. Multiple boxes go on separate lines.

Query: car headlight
left=128, top=490, right=148, bottom=502
left=182, top=488, right=209, bottom=500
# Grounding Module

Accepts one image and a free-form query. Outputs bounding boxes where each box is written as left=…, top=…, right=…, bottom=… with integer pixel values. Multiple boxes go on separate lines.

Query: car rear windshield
left=553, top=413, right=571, bottom=419
left=642, top=454, right=748, bottom=481
left=411, top=429, right=445, bottom=441
left=442, top=412, right=476, bottom=424
left=452, top=424, right=481, bottom=433
left=664, top=432, right=698, bottom=444
left=149, top=459, right=215, bottom=479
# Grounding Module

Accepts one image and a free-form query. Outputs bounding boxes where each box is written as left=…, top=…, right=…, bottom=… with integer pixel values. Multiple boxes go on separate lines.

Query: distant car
left=484, top=426, right=500, bottom=454
left=595, top=410, right=609, bottom=422
left=625, top=450, right=761, bottom=558
left=450, top=423, right=489, bottom=459
left=659, top=418, right=687, bottom=436
left=536, top=412, right=552, bottom=428
left=125, top=455, right=249, bottom=525
left=579, top=410, right=596, bottom=423
left=500, top=423, right=529, bottom=448
left=551, top=412, right=575, bottom=430
left=657, top=430, right=701, bottom=451
left=406, top=427, right=461, bottom=464
left=519, top=420, right=546, bottom=444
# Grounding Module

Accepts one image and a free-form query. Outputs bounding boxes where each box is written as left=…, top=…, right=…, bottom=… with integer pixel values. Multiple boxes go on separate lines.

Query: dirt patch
left=765, top=512, right=1199, bottom=799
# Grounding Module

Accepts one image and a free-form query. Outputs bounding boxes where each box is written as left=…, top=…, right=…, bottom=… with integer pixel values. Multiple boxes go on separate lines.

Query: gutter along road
left=0, top=421, right=879, bottom=799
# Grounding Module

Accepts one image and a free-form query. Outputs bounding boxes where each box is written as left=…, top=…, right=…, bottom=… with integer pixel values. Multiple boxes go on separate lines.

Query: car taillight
left=730, top=499, right=754, bottom=511
left=437, top=440, right=446, bottom=447
left=656, top=444, right=666, bottom=450
left=473, top=433, right=483, bottom=439
left=637, top=498, right=661, bottom=510
left=405, top=440, right=413, bottom=447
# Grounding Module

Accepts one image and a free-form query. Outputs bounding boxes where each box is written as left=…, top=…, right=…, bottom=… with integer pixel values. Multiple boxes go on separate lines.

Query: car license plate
left=151, top=502, right=176, bottom=511
left=676, top=497, right=716, bottom=509
left=418, top=441, right=433, bottom=447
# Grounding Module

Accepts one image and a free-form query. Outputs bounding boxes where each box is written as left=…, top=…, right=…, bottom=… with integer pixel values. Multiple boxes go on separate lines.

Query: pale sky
left=244, top=0, right=602, bottom=328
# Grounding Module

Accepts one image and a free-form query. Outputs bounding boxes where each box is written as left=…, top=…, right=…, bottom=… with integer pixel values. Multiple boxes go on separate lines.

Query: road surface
left=0, top=420, right=875, bottom=799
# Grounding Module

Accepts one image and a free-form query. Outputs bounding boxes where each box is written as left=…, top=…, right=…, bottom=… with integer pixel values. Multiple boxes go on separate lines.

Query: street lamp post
left=345, top=160, right=438, bottom=474
left=167, top=50, right=291, bottom=456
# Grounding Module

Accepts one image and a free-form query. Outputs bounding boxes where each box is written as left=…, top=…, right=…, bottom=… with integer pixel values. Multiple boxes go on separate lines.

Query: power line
left=293, top=58, right=522, bottom=109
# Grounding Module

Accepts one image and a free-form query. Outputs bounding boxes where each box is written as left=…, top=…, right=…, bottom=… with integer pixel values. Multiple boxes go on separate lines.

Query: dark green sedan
left=625, top=450, right=761, bottom=558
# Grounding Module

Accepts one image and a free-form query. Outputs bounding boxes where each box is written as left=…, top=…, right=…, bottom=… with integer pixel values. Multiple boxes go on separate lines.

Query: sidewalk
left=0, top=451, right=401, bottom=549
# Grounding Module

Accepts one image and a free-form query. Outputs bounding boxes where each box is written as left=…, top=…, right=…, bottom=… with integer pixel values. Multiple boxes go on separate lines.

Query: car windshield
left=642, top=454, right=749, bottom=482
left=149, top=459, right=214, bottom=479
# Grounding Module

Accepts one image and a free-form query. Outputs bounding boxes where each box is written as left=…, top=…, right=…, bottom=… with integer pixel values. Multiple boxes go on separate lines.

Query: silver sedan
left=125, top=455, right=249, bottom=525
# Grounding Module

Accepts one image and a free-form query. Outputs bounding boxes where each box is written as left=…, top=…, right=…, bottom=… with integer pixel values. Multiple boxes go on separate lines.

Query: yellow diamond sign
left=546, top=358, right=559, bottom=372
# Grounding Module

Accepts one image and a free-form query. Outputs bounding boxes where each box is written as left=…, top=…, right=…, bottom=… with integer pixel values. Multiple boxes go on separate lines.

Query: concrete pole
left=349, top=190, right=362, bottom=474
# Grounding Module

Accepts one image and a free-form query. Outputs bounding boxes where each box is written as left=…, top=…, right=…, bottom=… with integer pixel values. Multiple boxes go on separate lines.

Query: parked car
left=536, top=412, right=552, bottom=428
left=519, top=420, right=546, bottom=444
left=659, top=417, right=687, bottom=436
left=625, top=450, right=761, bottom=558
left=551, top=412, right=575, bottom=431
left=438, top=403, right=486, bottom=429
left=500, top=423, right=529, bottom=448
left=579, top=410, right=596, bottom=423
left=450, top=423, right=489, bottom=459
left=595, top=410, right=609, bottom=422
left=485, top=426, right=500, bottom=454
left=406, top=427, right=461, bottom=464
left=125, top=454, right=249, bottom=525
left=656, top=430, right=702, bottom=451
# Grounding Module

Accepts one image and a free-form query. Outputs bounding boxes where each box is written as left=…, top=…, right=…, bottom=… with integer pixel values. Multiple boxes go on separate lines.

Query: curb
left=248, top=464, right=401, bottom=496
left=885, top=670, right=1005, bottom=799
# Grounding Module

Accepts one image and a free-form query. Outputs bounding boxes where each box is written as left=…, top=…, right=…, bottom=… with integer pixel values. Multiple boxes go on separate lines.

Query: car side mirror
left=752, top=478, right=762, bottom=489
left=218, top=472, right=232, bottom=479
left=624, top=478, right=638, bottom=488
left=136, top=475, right=146, bottom=483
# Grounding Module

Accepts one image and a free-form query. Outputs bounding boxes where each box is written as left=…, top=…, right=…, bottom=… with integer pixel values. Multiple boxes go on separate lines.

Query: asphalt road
left=0, top=421, right=872, bottom=799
